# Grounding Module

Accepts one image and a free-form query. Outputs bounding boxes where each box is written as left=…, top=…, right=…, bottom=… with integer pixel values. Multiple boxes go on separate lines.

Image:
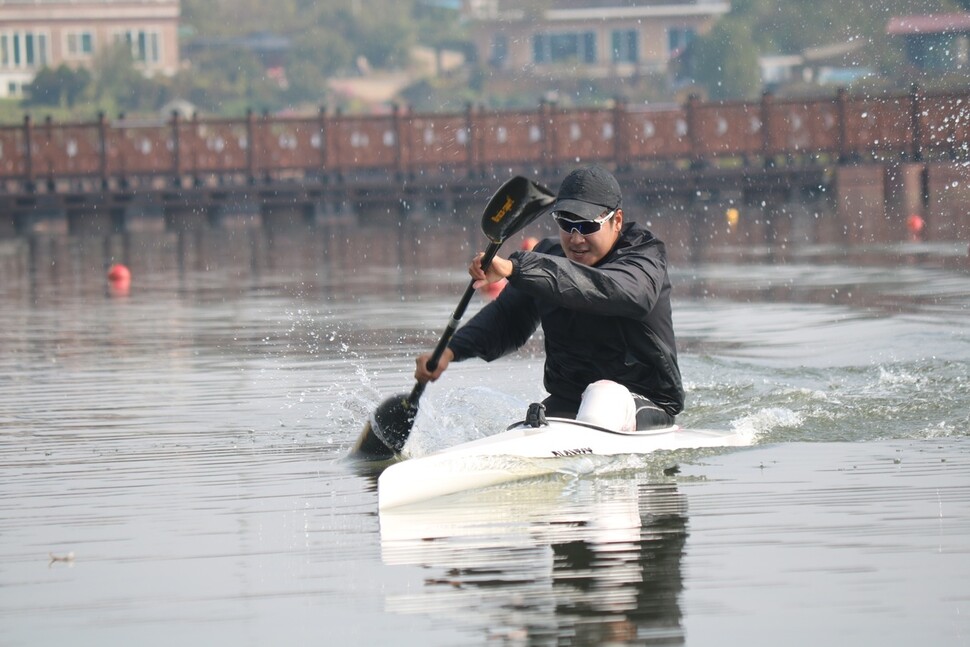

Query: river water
left=0, top=219, right=968, bottom=646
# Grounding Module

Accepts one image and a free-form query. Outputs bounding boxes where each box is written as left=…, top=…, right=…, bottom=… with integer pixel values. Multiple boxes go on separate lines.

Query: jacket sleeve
left=447, top=283, right=541, bottom=362
left=508, top=236, right=667, bottom=320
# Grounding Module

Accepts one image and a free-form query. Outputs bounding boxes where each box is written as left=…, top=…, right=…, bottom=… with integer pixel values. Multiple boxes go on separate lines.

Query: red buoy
left=906, top=214, right=925, bottom=238
left=107, top=263, right=131, bottom=296
left=107, top=263, right=131, bottom=282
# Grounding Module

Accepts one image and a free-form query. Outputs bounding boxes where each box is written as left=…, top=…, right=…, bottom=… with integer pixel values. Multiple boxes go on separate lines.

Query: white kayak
left=377, top=417, right=754, bottom=509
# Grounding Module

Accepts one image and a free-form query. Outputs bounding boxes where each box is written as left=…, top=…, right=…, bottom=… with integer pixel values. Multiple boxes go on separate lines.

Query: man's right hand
left=414, top=347, right=454, bottom=383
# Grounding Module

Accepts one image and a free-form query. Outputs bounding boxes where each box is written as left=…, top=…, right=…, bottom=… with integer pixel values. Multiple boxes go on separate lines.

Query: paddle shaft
left=407, top=241, right=502, bottom=404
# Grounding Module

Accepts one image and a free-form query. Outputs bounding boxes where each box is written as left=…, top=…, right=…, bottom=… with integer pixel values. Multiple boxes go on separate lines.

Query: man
left=415, top=164, right=684, bottom=431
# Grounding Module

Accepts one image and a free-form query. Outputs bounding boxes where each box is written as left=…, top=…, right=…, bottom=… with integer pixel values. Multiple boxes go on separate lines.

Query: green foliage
left=176, top=45, right=286, bottom=115
left=733, top=0, right=963, bottom=55
left=24, top=65, right=91, bottom=109
left=343, top=2, right=417, bottom=69
left=84, top=43, right=173, bottom=115
left=690, top=19, right=762, bottom=101
left=174, top=0, right=424, bottom=112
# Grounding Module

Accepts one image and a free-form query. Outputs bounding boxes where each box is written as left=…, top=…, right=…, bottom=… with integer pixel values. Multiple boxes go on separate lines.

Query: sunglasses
left=553, top=209, right=616, bottom=236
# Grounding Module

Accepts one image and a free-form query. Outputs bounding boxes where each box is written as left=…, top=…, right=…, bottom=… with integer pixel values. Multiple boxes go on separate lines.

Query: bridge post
left=835, top=163, right=888, bottom=243
left=170, top=110, right=181, bottom=188
left=687, top=188, right=719, bottom=263
left=885, top=161, right=928, bottom=238
left=836, top=87, right=851, bottom=163
left=760, top=91, right=774, bottom=168
left=118, top=112, right=129, bottom=190
left=686, top=94, right=704, bottom=170
left=317, top=105, right=328, bottom=181
left=392, top=103, right=403, bottom=180
left=464, top=102, right=478, bottom=178
left=246, top=108, right=256, bottom=185
left=98, top=112, right=110, bottom=190
left=191, top=111, right=203, bottom=188
left=260, top=110, right=272, bottom=184
left=43, top=116, right=55, bottom=191
left=909, top=83, right=924, bottom=163
left=613, top=96, right=629, bottom=171
left=23, top=115, right=35, bottom=193
left=333, top=107, right=343, bottom=182
left=540, top=99, right=557, bottom=175
left=402, top=103, right=414, bottom=180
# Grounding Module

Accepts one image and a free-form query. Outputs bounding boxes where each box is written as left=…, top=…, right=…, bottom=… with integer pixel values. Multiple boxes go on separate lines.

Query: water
left=0, top=224, right=968, bottom=646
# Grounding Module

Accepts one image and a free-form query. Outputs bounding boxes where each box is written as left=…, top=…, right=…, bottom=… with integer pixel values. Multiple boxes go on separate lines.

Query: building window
left=667, top=26, right=694, bottom=59
left=36, top=33, right=49, bottom=66
left=66, top=31, right=95, bottom=57
left=0, top=31, right=49, bottom=68
left=533, top=31, right=597, bottom=65
left=490, top=33, right=508, bottom=67
left=612, top=29, right=638, bottom=63
left=115, top=29, right=161, bottom=65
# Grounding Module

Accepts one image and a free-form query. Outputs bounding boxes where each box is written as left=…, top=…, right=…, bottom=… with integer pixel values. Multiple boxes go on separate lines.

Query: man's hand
left=414, top=347, right=454, bottom=384
left=470, top=252, right=513, bottom=290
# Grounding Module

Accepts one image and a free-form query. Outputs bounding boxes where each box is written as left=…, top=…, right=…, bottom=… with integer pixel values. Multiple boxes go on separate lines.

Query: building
left=463, top=0, right=729, bottom=79
left=887, top=13, right=970, bottom=72
left=0, top=0, right=180, bottom=98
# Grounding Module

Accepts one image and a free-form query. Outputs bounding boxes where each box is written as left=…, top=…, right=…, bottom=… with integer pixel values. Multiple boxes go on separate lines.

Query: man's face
left=557, top=208, right=624, bottom=266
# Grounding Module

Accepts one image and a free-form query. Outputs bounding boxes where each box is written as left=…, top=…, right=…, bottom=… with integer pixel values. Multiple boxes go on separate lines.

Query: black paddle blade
left=349, top=419, right=397, bottom=461
left=481, top=176, right=555, bottom=244
left=370, top=393, right=418, bottom=453
left=347, top=393, right=416, bottom=460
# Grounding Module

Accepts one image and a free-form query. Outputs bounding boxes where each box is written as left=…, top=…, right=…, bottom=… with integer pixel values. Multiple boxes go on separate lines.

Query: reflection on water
left=381, top=478, right=688, bottom=645
left=0, top=224, right=968, bottom=645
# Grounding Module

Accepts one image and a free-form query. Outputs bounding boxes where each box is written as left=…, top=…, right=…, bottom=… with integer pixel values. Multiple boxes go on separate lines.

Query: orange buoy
left=107, top=263, right=131, bottom=296
left=107, top=263, right=130, bottom=282
left=906, top=214, right=925, bottom=235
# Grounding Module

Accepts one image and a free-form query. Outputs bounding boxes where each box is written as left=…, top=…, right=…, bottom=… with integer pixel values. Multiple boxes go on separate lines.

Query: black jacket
left=448, top=221, right=685, bottom=416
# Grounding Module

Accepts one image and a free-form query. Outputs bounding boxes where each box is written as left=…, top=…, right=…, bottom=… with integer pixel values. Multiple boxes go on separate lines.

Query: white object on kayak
left=377, top=417, right=754, bottom=509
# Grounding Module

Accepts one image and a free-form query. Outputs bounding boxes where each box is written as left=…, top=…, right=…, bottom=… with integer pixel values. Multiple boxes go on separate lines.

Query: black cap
left=549, top=164, right=622, bottom=220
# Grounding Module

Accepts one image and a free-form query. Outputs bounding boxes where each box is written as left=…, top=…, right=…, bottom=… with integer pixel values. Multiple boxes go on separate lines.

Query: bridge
left=1, top=85, right=969, bottom=247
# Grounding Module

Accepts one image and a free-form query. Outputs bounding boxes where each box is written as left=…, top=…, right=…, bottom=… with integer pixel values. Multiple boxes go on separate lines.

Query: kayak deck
left=377, top=418, right=753, bottom=509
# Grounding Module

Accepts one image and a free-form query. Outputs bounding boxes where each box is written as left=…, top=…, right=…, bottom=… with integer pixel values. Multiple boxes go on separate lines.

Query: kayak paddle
left=348, top=175, right=555, bottom=460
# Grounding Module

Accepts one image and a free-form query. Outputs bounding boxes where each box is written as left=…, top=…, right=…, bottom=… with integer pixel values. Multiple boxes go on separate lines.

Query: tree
left=690, top=20, right=762, bottom=101
left=82, top=42, right=180, bottom=116
left=332, top=1, right=416, bottom=69
left=24, top=65, right=91, bottom=108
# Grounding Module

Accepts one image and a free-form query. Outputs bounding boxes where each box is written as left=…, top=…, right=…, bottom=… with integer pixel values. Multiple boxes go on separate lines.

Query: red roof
left=887, top=13, right=970, bottom=35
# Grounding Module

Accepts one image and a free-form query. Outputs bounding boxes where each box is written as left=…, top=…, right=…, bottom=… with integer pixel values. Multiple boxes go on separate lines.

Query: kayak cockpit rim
left=506, top=416, right=680, bottom=437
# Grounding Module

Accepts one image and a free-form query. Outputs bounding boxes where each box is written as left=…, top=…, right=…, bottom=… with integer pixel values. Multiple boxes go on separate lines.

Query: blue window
left=668, top=27, right=694, bottom=58
left=612, top=29, right=638, bottom=63
left=533, top=31, right=597, bottom=64
left=490, top=34, right=508, bottom=67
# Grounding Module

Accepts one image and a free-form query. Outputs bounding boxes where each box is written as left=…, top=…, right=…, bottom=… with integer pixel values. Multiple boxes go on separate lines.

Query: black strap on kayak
left=525, top=402, right=547, bottom=428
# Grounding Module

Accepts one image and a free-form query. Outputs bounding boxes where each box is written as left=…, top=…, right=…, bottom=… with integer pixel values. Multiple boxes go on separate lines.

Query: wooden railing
left=2, top=85, right=968, bottom=193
